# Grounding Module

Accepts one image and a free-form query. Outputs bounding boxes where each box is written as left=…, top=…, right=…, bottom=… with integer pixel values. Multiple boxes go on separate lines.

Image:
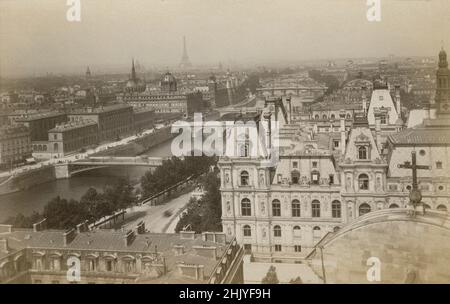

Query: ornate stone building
left=218, top=49, right=450, bottom=263
left=0, top=222, right=242, bottom=284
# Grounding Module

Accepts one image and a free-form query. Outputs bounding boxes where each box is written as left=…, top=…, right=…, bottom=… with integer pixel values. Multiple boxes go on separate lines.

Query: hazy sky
left=1, top=0, right=450, bottom=76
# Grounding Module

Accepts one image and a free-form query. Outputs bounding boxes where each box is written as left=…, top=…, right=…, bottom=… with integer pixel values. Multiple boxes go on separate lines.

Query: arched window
left=293, top=226, right=301, bottom=238
left=389, top=204, right=399, bottom=208
left=312, top=200, right=321, bottom=217
left=53, top=143, right=58, bottom=151
left=423, top=203, right=431, bottom=210
left=241, top=198, right=251, bottom=216
left=359, top=203, right=371, bottom=216
left=346, top=113, right=351, bottom=119
left=273, top=225, right=282, bottom=237
left=315, top=114, right=319, bottom=120
left=272, top=200, right=281, bottom=217
left=437, top=204, right=448, bottom=212
left=240, top=171, right=249, bottom=186
left=322, top=114, right=327, bottom=120
left=243, top=225, right=251, bottom=237
left=239, top=143, right=249, bottom=157
left=358, top=174, right=369, bottom=190
left=292, top=200, right=301, bottom=217
left=331, top=114, right=336, bottom=120
left=331, top=200, right=341, bottom=218
left=313, top=226, right=321, bottom=239
left=333, top=226, right=340, bottom=232
left=358, top=146, right=367, bottom=160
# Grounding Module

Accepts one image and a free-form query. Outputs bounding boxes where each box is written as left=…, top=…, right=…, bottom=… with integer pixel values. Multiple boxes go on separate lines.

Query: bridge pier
left=54, top=164, right=70, bottom=179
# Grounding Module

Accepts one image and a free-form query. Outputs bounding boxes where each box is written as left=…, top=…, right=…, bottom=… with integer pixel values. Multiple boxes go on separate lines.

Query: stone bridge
left=256, top=86, right=327, bottom=98
left=55, top=156, right=167, bottom=178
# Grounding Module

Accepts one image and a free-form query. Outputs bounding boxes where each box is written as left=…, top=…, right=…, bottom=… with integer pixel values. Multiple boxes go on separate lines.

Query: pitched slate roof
left=389, top=127, right=450, bottom=145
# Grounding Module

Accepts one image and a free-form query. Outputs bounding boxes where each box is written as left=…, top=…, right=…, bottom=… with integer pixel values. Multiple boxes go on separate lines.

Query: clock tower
left=435, top=48, right=450, bottom=116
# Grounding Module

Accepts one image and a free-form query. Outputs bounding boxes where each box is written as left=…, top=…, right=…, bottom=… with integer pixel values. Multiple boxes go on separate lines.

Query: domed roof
left=161, top=72, right=176, bottom=83
left=126, top=80, right=136, bottom=88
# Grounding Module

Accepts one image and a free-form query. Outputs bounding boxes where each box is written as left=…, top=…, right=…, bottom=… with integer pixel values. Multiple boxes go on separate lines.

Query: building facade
left=0, top=223, right=241, bottom=284
left=15, top=113, right=67, bottom=142
left=46, top=120, right=98, bottom=158
left=0, top=125, right=32, bottom=169
left=218, top=50, right=450, bottom=262
left=121, top=71, right=204, bottom=116
left=68, top=104, right=134, bottom=142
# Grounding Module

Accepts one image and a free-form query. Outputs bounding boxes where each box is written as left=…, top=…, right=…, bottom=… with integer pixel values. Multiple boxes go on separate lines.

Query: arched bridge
left=55, top=156, right=168, bottom=178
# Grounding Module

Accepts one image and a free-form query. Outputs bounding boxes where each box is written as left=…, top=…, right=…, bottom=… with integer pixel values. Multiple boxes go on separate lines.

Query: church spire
left=131, top=58, right=137, bottom=81
left=439, top=47, right=448, bottom=69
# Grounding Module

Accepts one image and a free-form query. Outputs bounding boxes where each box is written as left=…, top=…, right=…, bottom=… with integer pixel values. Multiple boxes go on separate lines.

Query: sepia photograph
left=1, top=0, right=450, bottom=290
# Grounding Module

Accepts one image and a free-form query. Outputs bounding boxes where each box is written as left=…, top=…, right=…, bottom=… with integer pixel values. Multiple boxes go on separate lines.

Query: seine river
left=0, top=139, right=175, bottom=223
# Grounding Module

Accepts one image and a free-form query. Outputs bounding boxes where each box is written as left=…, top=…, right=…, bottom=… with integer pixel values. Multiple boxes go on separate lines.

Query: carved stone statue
left=376, top=177, right=382, bottom=191
left=301, top=176, right=308, bottom=185
left=346, top=176, right=352, bottom=191
left=259, top=173, right=265, bottom=186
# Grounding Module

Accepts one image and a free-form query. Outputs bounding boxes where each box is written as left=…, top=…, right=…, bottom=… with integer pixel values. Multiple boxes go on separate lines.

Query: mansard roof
left=343, top=123, right=382, bottom=162
left=389, top=126, right=450, bottom=146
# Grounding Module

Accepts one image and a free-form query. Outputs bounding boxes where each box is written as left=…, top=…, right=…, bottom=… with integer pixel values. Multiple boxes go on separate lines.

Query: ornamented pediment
left=355, top=133, right=370, bottom=143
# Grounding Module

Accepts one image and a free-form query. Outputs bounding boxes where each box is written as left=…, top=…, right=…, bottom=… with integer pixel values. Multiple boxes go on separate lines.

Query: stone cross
left=398, top=151, right=430, bottom=214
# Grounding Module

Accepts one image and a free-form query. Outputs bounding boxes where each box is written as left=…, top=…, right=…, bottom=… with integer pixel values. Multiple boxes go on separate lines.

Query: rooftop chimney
left=63, top=228, right=77, bottom=246
left=0, top=239, right=9, bottom=254
left=76, top=220, right=89, bottom=233
left=174, top=244, right=185, bottom=255
left=375, top=115, right=382, bottom=152
left=136, top=221, right=146, bottom=234
left=0, top=225, right=12, bottom=234
left=340, top=115, right=346, bottom=155
left=124, top=230, right=135, bottom=246
left=180, top=231, right=196, bottom=240
left=33, top=218, right=47, bottom=232
left=395, top=85, right=401, bottom=118
left=362, top=91, right=368, bottom=115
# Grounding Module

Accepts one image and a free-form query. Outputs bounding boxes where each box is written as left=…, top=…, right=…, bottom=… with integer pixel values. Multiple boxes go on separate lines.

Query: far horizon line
left=0, top=52, right=441, bottom=80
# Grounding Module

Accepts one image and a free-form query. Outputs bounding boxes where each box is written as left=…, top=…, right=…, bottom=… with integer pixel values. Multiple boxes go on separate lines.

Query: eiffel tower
left=179, top=36, right=192, bottom=68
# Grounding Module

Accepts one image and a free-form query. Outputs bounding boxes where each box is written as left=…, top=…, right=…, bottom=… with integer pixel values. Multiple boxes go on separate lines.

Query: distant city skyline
left=1, top=0, right=450, bottom=77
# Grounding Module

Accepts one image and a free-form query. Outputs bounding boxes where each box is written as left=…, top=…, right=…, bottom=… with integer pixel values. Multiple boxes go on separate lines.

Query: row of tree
left=261, top=266, right=303, bottom=284
left=4, top=177, right=136, bottom=230
left=140, top=155, right=217, bottom=198
left=5, top=156, right=217, bottom=230
left=175, top=171, right=222, bottom=233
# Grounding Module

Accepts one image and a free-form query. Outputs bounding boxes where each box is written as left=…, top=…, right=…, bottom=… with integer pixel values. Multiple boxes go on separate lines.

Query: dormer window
left=358, top=146, right=368, bottom=160
left=380, top=115, right=387, bottom=124
left=241, top=144, right=249, bottom=157
left=355, top=133, right=371, bottom=160
left=291, top=170, right=300, bottom=184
